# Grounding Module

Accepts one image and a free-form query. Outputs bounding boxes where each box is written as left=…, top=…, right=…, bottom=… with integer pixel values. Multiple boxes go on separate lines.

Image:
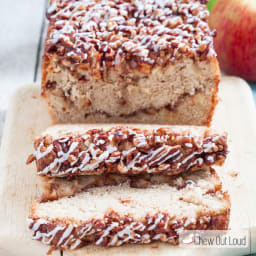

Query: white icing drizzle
left=116, top=226, right=135, bottom=244
left=58, top=137, right=69, bottom=143
left=175, top=227, right=184, bottom=234
left=46, top=0, right=215, bottom=70
left=186, top=157, right=204, bottom=170
left=206, top=155, right=214, bottom=163
left=35, top=141, right=53, bottom=160
left=27, top=218, right=34, bottom=227
left=147, top=146, right=165, bottom=163
left=33, top=225, right=65, bottom=244
left=34, top=128, right=224, bottom=176
left=152, top=234, right=164, bottom=240
left=141, top=234, right=151, bottom=243
left=148, top=213, right=164, bottom=231
left=96, top=222, right=119, bottom=245
left=164, top=216, right=170, bottom=230
left=37, top=139, right=116, bottom=175
left=172, top=153, right=183, bottom=163
left=70, top=238, right=82, bottom=250
left=185, top=143, right=193, bottom=148
left=184, top=217, right=196, bottom=227
left=28, top=214, right=214, bottom=249
left=79, top=223, right=94, bottom=238
left=203, top=142, right=214, bottom=152
left=57, top=224, right=74, bottom=246
left=130, top=222, right=146, bottom=231
left=180, top=152, right=199, bottom=165
left=133, top=133, right=147, bottom=147
left=106, top=155, right=120, bottom=164
left=37, top=141, right=79, bottom=174
left=62, top=234, right=74, bottom=248
left=149, top=147, right=175, bottom=166
left=108, top=221, right=146, bottom=246
left=124, top=151, right=142, bottom=172
left=74, top=151, right=90, bottom=169
left=29, top=219, right=82, bottom=249
left=122, top=147, right=137, bottom=157
left=30, top=218, right=48, bottom=231
left=212, top=135, right=220, bottom=142
left=156, top=148, right=180, bottom=166
left=108, top=235, right=118, bottom=246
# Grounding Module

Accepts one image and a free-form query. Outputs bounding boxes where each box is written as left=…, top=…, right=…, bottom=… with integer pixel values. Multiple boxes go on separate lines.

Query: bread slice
left=42, top=172, right=219, bottom=202
left=28, top=168, right=230, bottom=251
left=42, top=0, right=220, bottom=126
left=27, top=125, right=227, bottom=178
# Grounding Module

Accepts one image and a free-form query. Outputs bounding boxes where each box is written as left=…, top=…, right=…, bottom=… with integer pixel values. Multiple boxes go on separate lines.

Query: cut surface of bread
left=28, top=168, right=230, bottom=250
left=42, top=0, right=220, bottom=125
left=27, top=125, right=227, bottom=178
left=40, top=174, right=130, bottom=202
left=40, top=168, right=223, bottom=202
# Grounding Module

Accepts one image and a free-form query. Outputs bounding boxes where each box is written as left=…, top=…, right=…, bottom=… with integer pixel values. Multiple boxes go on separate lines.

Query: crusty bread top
left=44, top=0, right=216, bottom=78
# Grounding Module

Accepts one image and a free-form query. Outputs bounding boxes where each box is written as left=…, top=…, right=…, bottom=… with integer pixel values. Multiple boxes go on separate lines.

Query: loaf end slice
left=28, top=168, right=230, bottom=251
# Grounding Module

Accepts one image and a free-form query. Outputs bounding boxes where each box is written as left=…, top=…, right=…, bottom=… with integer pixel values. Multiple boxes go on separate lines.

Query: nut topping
left=45, top=0, right=216, bottom=79
left=27, top=126, right=228, bottom=177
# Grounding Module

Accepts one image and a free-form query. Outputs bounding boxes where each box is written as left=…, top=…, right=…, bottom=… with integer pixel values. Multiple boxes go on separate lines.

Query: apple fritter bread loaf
left=42, top=0, right=220, bottom=125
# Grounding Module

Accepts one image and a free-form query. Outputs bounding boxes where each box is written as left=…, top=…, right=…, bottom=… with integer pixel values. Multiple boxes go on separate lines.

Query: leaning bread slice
left=27, top=125, right=227, bottom=178
left=41, top=172, right=214, bottom=202
left=28, top=168, right=230, bottom=251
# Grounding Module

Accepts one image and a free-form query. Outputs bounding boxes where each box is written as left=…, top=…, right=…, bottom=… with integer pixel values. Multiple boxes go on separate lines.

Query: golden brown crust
left=27, top=126, right=228, bottom=177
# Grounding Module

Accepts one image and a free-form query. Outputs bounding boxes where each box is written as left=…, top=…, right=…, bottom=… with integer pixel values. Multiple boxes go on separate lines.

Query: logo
left=179, top=230, right=249, bottom=248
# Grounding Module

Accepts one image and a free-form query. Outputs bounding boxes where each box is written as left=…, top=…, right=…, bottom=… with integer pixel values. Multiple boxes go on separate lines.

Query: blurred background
left=0, top=0, right=256, bottom=140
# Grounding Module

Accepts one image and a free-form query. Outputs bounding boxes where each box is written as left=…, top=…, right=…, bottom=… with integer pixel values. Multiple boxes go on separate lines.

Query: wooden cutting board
left=0, top=76, right=255, bottom=256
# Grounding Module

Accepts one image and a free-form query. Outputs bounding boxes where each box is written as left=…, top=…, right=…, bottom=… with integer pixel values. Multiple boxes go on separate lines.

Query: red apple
left=209, top=0, right=256, bottom=81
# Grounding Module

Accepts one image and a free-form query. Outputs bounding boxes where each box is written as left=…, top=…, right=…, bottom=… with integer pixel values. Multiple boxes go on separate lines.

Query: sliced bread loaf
left=42, top=0, right=219, bottom=126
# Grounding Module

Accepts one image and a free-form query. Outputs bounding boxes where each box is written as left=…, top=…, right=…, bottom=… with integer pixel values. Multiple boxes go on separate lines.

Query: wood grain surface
left=0, top=77, right=255, bottom=256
